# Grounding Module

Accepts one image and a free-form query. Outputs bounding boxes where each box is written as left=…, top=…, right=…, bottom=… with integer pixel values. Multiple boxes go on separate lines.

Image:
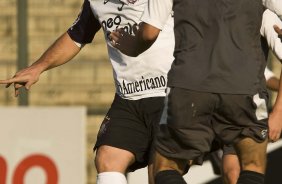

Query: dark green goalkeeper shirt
left=168, top=0, right=267, bottom=94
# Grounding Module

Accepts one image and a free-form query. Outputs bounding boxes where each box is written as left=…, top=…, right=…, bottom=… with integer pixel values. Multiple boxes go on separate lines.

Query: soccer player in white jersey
left=0, top=0, right=174, bottom=184
left=110, top=0, right=282, bottom=184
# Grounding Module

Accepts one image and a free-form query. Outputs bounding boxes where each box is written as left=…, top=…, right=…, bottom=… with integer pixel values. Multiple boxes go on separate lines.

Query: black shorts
left=156, top=87, right=269, bottom=165
left=94, top=94, right=165, bottom=171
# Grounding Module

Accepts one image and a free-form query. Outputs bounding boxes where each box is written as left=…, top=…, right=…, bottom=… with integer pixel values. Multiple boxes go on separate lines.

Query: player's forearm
left=135, top=23, right=160, bottom=55
left=266, top=77, right=280, bottom=91
left=31, top=32, right=80, bottom=73
left=272, top=70, right=282, bottom=113
left=109, top=23, right=160, bottom=57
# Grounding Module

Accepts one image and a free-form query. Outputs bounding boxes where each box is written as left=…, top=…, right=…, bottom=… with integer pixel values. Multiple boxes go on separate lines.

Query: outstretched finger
left=0, top=79, right=15, bottom=88
left=0, top=78, right=15, bottom=85
left=0, top=75, right=24, bottom=85
left=5, top=83, right=12, bottom=88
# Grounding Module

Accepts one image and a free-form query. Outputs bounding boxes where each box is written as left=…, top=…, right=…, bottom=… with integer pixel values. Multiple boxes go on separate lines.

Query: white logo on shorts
left=261, top=129, right=268, bottom=139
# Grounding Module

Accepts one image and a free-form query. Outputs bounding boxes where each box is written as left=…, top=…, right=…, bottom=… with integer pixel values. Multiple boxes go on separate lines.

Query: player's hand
left=268, top=111, right=282, bottom=142
left=0, top=66, right=41, bottom=97
left=274, top=25, right=282, bottom=41
left=108, top=25, right=140, bottom=57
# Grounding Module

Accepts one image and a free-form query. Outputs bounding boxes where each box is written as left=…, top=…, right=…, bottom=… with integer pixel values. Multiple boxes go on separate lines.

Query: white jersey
left=141, top=0, right=172, bottom=30
left=264, top=67, right=275, bottom=81
left=69, top=0, right=174, bottom=100
left=262, top=0, right=282, bottom=19
left=261, top=9, right=282, bottom=60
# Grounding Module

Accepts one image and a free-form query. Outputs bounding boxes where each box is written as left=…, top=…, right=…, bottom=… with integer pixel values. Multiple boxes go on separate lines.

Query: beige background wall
left=0, top=0, right=113, bottom=183
left=0, top=1, right=281, bottom=183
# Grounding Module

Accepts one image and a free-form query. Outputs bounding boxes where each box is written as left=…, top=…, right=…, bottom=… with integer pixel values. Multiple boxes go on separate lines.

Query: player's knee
left=153, top=151, right=187, bottom=176
left=240, top=156, right=266, bottom=172
left=95, top=146, right=135, bottom=173
left=223, top=168, right=239, bottom=184
left=95, top=148, right=112, bottom=172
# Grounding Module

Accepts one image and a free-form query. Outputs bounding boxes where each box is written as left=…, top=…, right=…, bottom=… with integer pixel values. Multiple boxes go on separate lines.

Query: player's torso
left=89, top=0, right=175, bottom=100
left=169, top=0, right=265, bottom=95
left=89, top=0, right=146, bottom=34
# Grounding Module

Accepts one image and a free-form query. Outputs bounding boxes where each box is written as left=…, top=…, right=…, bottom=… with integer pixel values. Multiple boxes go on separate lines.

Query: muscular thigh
left=235, top=137, right=268, bottom=173
left=94, top=94, right=165, bottom=172
left=95, top=145, right=135, bottom=173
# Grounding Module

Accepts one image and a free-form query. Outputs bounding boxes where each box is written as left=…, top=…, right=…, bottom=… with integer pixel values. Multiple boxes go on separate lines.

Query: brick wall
left=0, top=0, right=114, bottom=109
left=1, top=1, right=281, bottom=184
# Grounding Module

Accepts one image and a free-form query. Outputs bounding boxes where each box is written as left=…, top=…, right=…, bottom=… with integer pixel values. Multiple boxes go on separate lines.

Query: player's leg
left=94, top=94, right=143, bottom=184
left=95, top=94, right=165, bottom=184
left=95, top=146, right=134, bottom=184
left=221, top=145, right=240, bottom=184
left=235, top=91, right=269, bottom=184
left=148, top=163, right=154, bottom=184
left=222, top=154, right=240, bottom=184
left=215, top=91, right=269, bottom=184
left=235, top=138, right=268, bottom=184
left=154, top=151, right=187, bottom=184
left=141, top=96, right=166, bottom=184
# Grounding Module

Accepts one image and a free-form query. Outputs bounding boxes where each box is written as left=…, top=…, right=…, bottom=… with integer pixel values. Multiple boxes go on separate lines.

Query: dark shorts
left=222, top=144, right=236, bottom=155
left=94, top=94, right=164, bottom=171
left=156, top=87, right=269, bottom=165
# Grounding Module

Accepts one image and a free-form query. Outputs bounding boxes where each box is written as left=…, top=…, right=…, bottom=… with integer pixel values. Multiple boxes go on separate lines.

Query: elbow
left=140, top=32, right=158, bottom=44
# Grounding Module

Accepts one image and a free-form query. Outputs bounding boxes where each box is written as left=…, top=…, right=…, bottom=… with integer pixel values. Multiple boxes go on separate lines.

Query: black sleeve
left=67, top=0, right=101, bottom=44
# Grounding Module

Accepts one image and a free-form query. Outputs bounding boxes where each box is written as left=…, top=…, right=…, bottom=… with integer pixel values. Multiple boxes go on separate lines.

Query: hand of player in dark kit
left=268, top=111, right=282, bottom=142
left=0, top=65, right=41, bottom=97
left=109, top=24, right=140, bottom=57
left=274, top=25, right=282, bottom=41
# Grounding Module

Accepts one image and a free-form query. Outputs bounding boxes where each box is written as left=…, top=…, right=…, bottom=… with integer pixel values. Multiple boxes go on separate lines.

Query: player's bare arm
left=269, top=73, right=282, bottom=142
left=109, top=23, right=161, bottom=57
left=268, top=25, right=282, bottom=142
left=0, top=32, right=80, bottom=97
left=266, top=16, right=282, bottom=142
left=260, top=11, right=282, bottom=142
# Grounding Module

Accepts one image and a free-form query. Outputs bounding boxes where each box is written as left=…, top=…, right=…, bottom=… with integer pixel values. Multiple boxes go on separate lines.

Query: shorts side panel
left=214, top=90, right=269, bottom=144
